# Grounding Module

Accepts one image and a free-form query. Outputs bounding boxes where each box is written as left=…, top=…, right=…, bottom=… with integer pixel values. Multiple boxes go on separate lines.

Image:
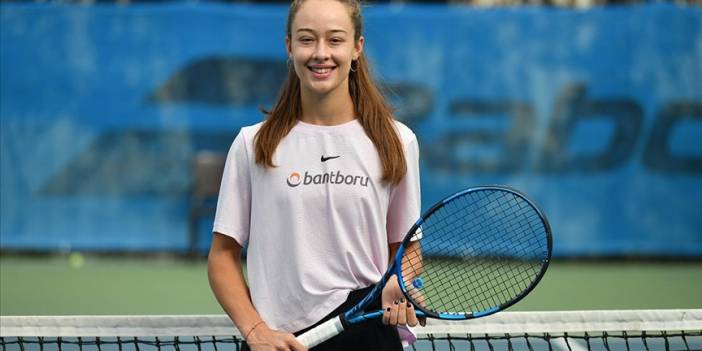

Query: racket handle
left=295, top=316, right=344, bottom=349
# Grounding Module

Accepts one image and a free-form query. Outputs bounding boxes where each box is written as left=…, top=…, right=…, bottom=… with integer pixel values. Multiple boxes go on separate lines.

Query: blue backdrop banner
left=1, top=3, right=700, bottom=256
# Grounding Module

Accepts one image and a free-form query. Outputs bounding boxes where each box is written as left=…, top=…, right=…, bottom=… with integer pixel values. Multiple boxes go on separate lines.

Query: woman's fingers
left=384, top=298, right=422, bottom=326
left=406, top=302, right=419, bottom=327
left=382, top=305, right=391, bottom=325
left=389, top=299, right=400, bottom=325
left=397, top=299, right=408, bottom=325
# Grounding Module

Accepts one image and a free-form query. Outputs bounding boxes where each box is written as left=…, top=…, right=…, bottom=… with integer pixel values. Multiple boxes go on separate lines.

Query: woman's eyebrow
left=296, top=28, right=348, bottom=35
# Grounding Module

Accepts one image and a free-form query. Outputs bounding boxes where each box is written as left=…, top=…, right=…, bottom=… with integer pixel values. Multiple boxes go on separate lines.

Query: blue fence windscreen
left=1, top=3, right=700, bottom=257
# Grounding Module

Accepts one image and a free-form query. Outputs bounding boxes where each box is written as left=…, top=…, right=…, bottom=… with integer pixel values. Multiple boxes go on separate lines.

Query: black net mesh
left=2, top=331, right=701, bottom=351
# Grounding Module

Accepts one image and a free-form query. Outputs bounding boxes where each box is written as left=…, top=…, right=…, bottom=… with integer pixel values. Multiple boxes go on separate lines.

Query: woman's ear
left=285, top=36, right=292, bottom=58
left=354, top=36, right=365, bottom=60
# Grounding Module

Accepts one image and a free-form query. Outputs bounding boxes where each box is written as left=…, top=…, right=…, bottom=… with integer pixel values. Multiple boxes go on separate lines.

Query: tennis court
left=2, top=250, right=701, bottom=350
left=1, top=255, right=701, bottom=316
left=2, top=254, right=701, bottom=349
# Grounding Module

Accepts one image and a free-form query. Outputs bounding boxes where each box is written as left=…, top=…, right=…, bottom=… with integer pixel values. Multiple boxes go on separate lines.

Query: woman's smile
left=308, top=64, right=337, bottom=79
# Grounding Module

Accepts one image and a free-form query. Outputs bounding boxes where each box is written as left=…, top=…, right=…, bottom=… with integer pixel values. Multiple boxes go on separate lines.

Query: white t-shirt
left=213, top=118, right=420, bottom=333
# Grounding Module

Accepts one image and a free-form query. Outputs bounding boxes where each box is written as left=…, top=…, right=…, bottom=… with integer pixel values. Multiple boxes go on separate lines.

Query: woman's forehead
left=292, top=0, right=354, bottom=33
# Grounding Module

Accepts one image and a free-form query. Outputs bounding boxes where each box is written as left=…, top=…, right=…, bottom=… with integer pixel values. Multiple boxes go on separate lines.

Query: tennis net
left=1, top=310, right=700, bottom=351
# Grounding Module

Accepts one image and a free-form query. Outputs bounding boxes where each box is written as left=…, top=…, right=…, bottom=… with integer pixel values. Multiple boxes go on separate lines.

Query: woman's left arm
left=383, top=129, right=423, bottom=326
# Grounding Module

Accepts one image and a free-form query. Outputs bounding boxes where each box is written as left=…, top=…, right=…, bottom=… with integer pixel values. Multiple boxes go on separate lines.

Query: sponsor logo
left=286, top=172, right=302, bottom=187
left=286, top=170, right=370, bottom=188
left=321, top=155, right=341, bottom=162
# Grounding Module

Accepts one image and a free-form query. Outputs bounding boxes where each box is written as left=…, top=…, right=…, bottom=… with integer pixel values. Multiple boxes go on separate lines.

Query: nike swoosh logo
left=321, top=155, right=341, bottom=162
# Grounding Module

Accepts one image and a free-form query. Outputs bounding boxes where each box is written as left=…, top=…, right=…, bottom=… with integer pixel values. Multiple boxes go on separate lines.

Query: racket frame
left=396, top=185, right=553, bottom=320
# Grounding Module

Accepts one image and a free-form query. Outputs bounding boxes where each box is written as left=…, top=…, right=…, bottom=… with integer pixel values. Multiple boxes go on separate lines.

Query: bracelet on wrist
left=244, top=320, right=265, bottom=341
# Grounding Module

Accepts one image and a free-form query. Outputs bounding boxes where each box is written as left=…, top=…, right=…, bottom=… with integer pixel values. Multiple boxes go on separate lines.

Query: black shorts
left=242, top=285, right=402, bottom=350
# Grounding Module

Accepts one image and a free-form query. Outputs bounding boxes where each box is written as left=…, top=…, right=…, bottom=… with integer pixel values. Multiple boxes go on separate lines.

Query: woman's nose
left=312, top=41, right=330, bottom=60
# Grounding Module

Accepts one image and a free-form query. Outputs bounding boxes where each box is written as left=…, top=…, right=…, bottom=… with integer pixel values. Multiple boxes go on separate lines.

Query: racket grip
left=295, top=316, right=344, bottom=349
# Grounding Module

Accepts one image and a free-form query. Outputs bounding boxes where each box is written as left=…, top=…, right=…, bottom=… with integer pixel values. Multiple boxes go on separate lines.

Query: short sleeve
left=386, top=135, right=421, bottom=243
left=212, top=130, right=252, bottom=246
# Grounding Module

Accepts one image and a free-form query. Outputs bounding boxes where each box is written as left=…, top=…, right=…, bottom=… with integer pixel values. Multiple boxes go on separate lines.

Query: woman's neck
left=299, top=87, right=356, bottom=126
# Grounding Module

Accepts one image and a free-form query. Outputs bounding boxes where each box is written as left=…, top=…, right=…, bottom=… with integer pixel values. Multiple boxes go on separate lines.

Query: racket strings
left=401, top=189, right=549, bottom=315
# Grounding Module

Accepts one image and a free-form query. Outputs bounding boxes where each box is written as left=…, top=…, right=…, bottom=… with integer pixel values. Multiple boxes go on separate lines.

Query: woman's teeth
left=310, top=67, right=334, bottom=74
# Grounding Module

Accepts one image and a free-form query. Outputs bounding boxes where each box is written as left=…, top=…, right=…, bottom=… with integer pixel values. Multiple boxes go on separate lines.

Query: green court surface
left=1, top=255, right=700, bottom=316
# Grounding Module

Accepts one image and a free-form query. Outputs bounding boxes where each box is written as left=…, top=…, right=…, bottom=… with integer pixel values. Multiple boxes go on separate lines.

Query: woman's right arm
left=207, top=233, right=306, bottom=351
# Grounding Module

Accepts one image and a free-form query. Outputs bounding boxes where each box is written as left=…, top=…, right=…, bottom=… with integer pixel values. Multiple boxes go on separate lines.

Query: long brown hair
left=254, top=0, right=406, bottom=185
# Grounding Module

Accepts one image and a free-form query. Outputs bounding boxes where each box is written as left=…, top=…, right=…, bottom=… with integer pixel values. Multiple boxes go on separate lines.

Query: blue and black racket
left=296, top=185, right=552, bottom=348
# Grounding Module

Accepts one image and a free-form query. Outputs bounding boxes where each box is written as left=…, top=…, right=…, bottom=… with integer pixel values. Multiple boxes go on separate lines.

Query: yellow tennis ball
left=68, top=252, right=85, bottom=268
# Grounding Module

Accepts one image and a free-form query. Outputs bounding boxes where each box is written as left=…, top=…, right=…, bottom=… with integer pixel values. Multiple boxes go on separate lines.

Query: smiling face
left=286, top=0, right=364, bottom=98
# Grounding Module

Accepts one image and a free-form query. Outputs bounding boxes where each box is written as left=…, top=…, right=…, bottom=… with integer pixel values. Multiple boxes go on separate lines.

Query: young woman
left=208, top=0, right=421, bottom=349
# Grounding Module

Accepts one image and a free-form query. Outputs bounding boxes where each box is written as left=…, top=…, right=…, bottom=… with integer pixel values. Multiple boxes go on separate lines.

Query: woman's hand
left=246, top=323, right=307, bottom=351
left=380, top=276, right=425, bottom=327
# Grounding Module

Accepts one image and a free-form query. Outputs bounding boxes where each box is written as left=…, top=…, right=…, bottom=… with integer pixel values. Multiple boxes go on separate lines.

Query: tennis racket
left=295, top=185, right=552, bottom=348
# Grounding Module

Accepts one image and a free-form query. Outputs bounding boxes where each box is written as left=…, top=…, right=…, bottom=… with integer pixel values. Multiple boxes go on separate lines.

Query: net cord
left=1, top=310, right=700, bottom=338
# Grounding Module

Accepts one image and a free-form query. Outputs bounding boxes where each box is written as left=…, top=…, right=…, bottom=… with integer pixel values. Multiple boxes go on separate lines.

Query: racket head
left=397, top=185, right=552, bottom=320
